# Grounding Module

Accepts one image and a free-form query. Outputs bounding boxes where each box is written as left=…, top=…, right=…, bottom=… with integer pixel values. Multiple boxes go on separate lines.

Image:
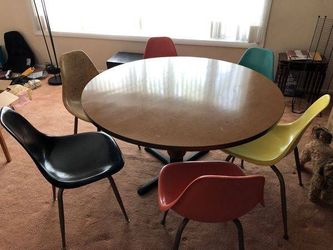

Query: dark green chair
left=239, top=47, right=274, bottom=80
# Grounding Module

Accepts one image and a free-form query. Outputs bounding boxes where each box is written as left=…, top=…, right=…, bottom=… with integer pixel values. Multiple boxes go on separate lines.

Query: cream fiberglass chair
left=60, top=50, right=99, bottom=134
left=224, top=94, right=330, bottom=240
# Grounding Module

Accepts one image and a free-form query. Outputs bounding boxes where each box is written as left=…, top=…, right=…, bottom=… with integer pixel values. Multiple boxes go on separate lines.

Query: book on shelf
left=286, top=50, right=322, bottom=61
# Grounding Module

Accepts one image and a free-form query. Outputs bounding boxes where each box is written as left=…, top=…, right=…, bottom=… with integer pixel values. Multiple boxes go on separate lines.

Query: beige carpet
left=0, top=78, right=332, bottom=250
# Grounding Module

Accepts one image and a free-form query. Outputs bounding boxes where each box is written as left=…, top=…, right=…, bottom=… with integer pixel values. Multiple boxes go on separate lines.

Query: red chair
left=139, top=36, right=177, bottom=161
left=158, top=161, right=265, bottom=250
left=143, top=37, right=177, bottom=59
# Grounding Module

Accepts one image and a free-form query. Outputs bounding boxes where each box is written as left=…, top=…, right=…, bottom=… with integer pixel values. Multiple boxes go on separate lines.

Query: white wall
left=1, top=0, right=333, bottom=71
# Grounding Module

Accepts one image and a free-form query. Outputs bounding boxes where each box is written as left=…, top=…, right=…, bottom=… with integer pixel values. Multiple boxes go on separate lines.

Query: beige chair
left=60, top=50, right=99, bottom=134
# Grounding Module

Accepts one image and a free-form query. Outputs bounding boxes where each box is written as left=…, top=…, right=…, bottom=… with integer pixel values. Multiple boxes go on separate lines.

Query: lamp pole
left=33, top=0, right=61, bottom=85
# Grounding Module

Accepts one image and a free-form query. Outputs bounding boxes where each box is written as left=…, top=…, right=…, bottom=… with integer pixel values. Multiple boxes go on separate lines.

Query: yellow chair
left=223, top=94, right=330, bottom=240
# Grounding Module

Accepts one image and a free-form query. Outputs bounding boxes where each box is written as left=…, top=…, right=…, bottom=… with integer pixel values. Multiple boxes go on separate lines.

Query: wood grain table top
left=82, top=56, right=285, bottom=151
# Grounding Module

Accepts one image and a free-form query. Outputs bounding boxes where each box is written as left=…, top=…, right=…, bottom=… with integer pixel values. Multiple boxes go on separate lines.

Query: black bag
left=3, top=31, right=36, bottom=73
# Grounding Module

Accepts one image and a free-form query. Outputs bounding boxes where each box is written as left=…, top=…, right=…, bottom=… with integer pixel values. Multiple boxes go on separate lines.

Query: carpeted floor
left=0, top=78, right=332, bottom=250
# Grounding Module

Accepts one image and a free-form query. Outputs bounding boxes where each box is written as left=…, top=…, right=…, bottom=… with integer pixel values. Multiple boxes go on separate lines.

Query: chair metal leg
left=240, top=160, right=245, bottom=169
left=233, top=219, right=245, bottom=250
left=173, top=218, right=189, bottom=250
left=161, top=210, right=169, bottom=225
left=225, top=154, right=232, bottom=161
left=57, top=188, right=66, bottom=249
left=108, top=176, right=130, bottom=222
left=52, top=185, right=56, bottom=201
left=270, top=165, right=289, bottom=240
left=294, top=147, right=303, bottom=186
left=74, top=117, right=78, bottom=134
left=225, top=155, right=232, bottom=161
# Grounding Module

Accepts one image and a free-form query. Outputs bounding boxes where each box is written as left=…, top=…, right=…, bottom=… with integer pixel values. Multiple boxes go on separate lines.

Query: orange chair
left=143, top=37, right=177, bottom=59
left=158, top=161, right=265, bottom=250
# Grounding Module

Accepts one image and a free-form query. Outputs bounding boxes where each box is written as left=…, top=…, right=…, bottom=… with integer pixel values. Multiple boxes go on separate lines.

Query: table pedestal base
left=137, top=148, right=209, bottom=195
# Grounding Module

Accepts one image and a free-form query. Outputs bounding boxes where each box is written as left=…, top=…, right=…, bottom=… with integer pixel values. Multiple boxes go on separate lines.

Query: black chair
left=0, top=107, right=129, bottom=249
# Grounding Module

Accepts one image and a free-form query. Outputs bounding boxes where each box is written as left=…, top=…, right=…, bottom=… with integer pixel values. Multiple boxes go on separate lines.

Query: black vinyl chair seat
left=0, top=107, right=129, bottom=249
left=45, top=133, right=124, bottom=188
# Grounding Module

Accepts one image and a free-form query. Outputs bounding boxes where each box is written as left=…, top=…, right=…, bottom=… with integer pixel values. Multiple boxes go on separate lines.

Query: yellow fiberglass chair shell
left=223, top=94, right=330, bottom=240
left=60, top=50, right=99, bottom=134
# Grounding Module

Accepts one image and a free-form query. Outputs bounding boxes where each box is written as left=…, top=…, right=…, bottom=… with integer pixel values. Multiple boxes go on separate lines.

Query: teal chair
left=229, top=47, right=274, bottom=168
left=239, top=47, right=274, bottom=80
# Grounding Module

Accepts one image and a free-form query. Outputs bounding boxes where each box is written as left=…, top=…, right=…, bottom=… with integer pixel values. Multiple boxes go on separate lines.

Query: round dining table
left=82, top=56, right=285, bottom=194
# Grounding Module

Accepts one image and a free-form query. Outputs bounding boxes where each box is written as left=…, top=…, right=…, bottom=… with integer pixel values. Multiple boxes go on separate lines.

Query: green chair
left=230, top=47, right=275, bottom=169
left=239, top=47, right=274, bottom=80
left=224, top=94, right=331, bottom=240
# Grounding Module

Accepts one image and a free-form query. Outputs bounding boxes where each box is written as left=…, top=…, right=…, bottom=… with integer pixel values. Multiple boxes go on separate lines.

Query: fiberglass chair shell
left=158, top=161, right=265, bottom=250
left=0, top=107, right=129, bottom=249
left=239, top=47, right=274, bottom=81
left=60, top=50, right=99, bottom=134
left=143, top=37, right=177, bottom=59
left=223, top=94, right=330, bottom=240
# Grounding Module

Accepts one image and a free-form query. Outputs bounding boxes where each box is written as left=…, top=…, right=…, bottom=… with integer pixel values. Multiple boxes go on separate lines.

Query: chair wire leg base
left=240, top=160, right=245, bottom=169
left=270, top=165, right=289, bottom=240
left=233, top=219, right=245, bottom=250
left=225, top=155, right=245, bottom=169
left=161, top=210, right=169, bottom=225
left=57, top=188, right=66, bottom=250
left=108, top=176, right=130, bottom=222
left=173, top=218, right=189, bottom=250
left=225, top=154, right=232, bottom=161
left=294, top=147, right=303, bottom=186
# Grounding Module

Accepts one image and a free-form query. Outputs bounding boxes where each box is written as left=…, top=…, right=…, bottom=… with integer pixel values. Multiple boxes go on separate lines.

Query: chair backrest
left=0, top=107, right=48, bottom=172
left=60, top=50, right=99, bottom=114
left=143, top=37, right=177, bottom=59
left=287, top=94, right=330, bottom=146
left=239, top=47, right=274, bottom=80
left=173, top=174, right=265, bottom=222
left=159, top=161, right=265, bottom=223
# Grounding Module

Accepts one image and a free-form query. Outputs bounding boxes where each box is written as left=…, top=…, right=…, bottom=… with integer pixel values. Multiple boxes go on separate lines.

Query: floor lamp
left=32, top=0, right=61, bottom=85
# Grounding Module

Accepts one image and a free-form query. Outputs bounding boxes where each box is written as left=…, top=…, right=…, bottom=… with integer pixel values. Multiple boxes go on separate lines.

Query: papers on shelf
left=286, top=50, right=322, bottom=61
left=309, top=51, right=322, bottom=61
